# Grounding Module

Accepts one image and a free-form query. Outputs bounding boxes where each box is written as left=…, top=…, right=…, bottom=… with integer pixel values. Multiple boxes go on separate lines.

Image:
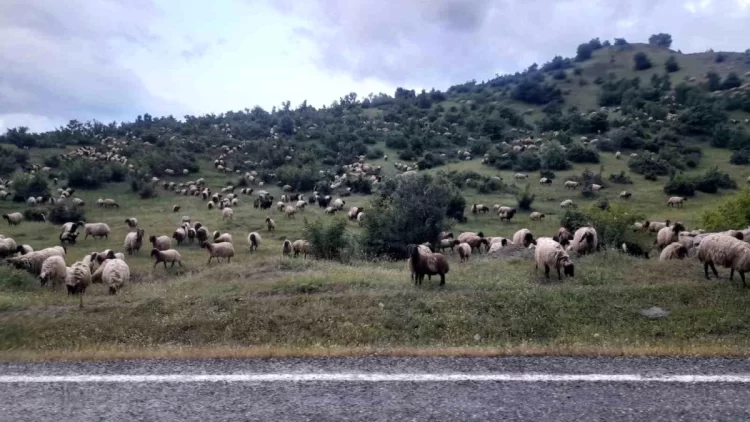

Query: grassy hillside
left=2, top=37, right=750, bottom=359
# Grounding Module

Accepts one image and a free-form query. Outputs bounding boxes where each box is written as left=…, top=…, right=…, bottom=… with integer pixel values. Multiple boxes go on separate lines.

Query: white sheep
left=124, top=217, right=138, bottom=228
left=201, top=241, right=235, bottom=264
left=284, top=206, right=296, bottom=219
left=2, top=212, right=23, bottom=226
left=0, top=237, right=19, bottom=259
left=292, top=240, right=310, bottom=258
left=659, top=242, right=689, bottom=261
left=667, top=196, right=687, bottom=208
left=6, top=246, right=66, bottom=276
left=512, top=229, right=536, bottom=247
left=333, top=198, right=345, bottom=210
left=530, top=211, right=545, bottom=221
left=172, top=227, right=187, bottom=245
left=247, top=232, right=261, bottom=252
left=535, top=237, right=575, bottom=280
left=619, top=191, right=632, bottom=199
left=61, top=221, right=85, bottom=234
left=213, top=231, right=233, bottom=244
left=563, top=181, right=579, bottom=190
left=590, top=184, right=602, bottom=192
left=123, top=229, right=145, bottom=255
left=656, top=223, right=686, bottom=249
left=265, top=216, right=276, bottom=232
left=567, top=227, right=598, bottom=255
left=102, top=259, right=130, bottom=294
left=357, top=212, right=365, bottom=226
left=39, top=255, right=67, bottom=287
left=456, top=243, right=472, bottom=262
left=84, top=223, right=111, bottom=240
left=282, top=239, right=293, bottom=257
left=27, top=197, right=37, bottom=205
left=151, top=248, right=183, bottom=268
left=101, top=198, right=119, bottom=208
left=648, top=220, right=670, bottom=233
left=698, top=234, right=750, bottom=286
left=65, top=261, right=92, bottom=308
left=560, top=199, right=574, bottom=208
left=222, top=207, right=234, bottom=220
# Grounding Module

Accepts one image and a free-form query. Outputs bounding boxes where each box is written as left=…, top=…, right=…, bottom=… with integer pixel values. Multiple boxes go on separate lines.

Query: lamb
left=567, top=227, right=598, bottom=255
left=247, top=232, right=261, bottom=252
left=265, top=216, right=276, bottom=232
left=125, top=217, right=138, bottom=228
left=6, top=246, right=66, bottom=276
left=207, top=202, right=215, bottom=210
left=187, top=227, right=196, bottom=243
left=65, top=261, right=92, bottom=308
left=292, top=240, right=310, bottom=258
left=172, top=227, right=187, bottom=245
left=535, top=237, right=575, bottom=280
left=284, top=206, right=296, bottom=219
left=120, top=229, right=144, bottom=255
left=656, top=222, right=686, bottom=249
left=437, top=238, right=461, bottom=253
left=39, top=255, right=67, bottom=287
left=201, top=241, right=235, bottom=264
left=213, top=231, right=233, bottom=244
left=0, top=237, right=18, bottom=258
left=2, top=212, right=23, bottom=226
left=590, top=184, right=602, bottom=192
left=553, top=227, right=573, bottom=247
left=667, top=196, right=687, bottom=208
left=512, top=229, right=536, bottom=248
left=457, top=242, right=472, bottom=262
left=697, top=234, right=750, bottom=286
left=151, top=248, right=183, bottom=268
left=659, top=242, right=689, bottom=261
left=530, top=211, right=545, bottom=221
left=102, top=259, right=130, bottom=294
left=462, top=234, right=489, bottom=253
left=564, top=181, right=580, bottom=190
left=277, top=201, right=286, bottom=212
left=222, top=207, right=234, bottom=220
left=282, top=239, right=293, bottom=257
left=84, top=223, right=111, bottom=240
left=149, top=235, right=172, bottom=251
left=560, top=199, right=574, bottom=208
left=357, top=212, right=365, bottom=226
left=348, top=207, right=363, bottom=220
left=407, top=243, right=449, bottom=286
left=619, top=191, right=632, bottom=199
left=325, top=206, right=336, bottom=215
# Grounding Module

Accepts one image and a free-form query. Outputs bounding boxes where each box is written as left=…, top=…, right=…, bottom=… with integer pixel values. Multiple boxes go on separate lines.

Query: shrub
left=540, top=141, right=571, bottom=170
left=43, top=154, right=61, bottom=169
left=11, top=173, right=49, bottom=203
left=566, top=142, right=600, bottom=163
left=561, top=204, right=643, bottom=248
left=694, top=167, right=737, bottom=193
left=139, top=183, right=158, bottom=199
left=701, top=188, right=750, bottom=230
left=722, top=73, right=742, bottom=90
left=0, top=267, right=36, bottom=292
left=609, top=127, right=644, bottom=150
left=302, top=218, right=350, bottom=261
left=628, top=155, right=673, bottom=176
left=514, top=151, right=542, bottom=172
left=46, top=202, right=86, bottom=225
left=516, top=184, right=536, bottom=211
left=552, top=70, right=567, bottom=80
left=648, top=33, right=672, bottom=48
left=730, top=149, right=750, bottom=165
left=715, top=52, right=726, bottom=63
left=345, top=176, right=373, bottom=194
left=276, top=165, right=319, bottom=192
left=64, top=160, right=121, bottom=190
left=539, top=169, right=556, bottom=180
left=23, top=208, right=47, bottom=222
left=665, top=56, right=680, bottom=73
left=633, top=52, right=652, bottom=70
left=663, top=173, right=696, bottom=196
left=608, top=171, right=633, bottom=184
left=576, top=43, right=593, bottom=61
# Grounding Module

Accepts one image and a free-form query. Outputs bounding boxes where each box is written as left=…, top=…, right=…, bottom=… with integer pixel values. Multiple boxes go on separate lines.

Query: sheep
left=667, top=196, right=687, bottom=208
left=512, top=229, right=536, bottom=248
left=27, top=197, right=37, bottom=205
left=439, top=231, right=454, bottom=240
left=101, top=198, right=119, bottom=208
left=101, top=259, right=130, bottom=294
left=408, top=243, right=449, bottom=286
left=348, top=206, right=364, bottom=220
left=333, top=198, right=345, bottom=210
left=125, top=217, right=138, bottom=228
left=590, top=184, right=602, bottom=192
left=93, top=249, right=116, bottom=265
left=172, top=227, right=187, bottom=245
left=187, top=228, right=196, bottom=243
left=656, top=222, right=686, bottom=249
left=123, top=228, right=145, bottom=255
left=173, top=205, right=181, bottom=212
left=2, top=212, right=23, bottom=226
left=39, top=256, right=67, bottom=287
left=151, top=248, right=183, bottom=268
left=72, top=198, right=85, bottom=206
left=0, top=237, right=19, bottom=258
left=553, top=227, right=573, bottom=247
left=181, top=216, right=191, bottom=224
left=201, top=241, right=235, bottom=264
left=660, top=242, right=689, bottom=261
left=207, top=202, right=215, bottom=210
left=498, top=208, right=517, bottom=222
left=535, top=238, right=575, bottom=281
left=65, top=261, right=92, bottom=308
left=84, top=223, right=111, bottom=240
left=697, top=234, right=750, bottom=286
left=295, top=200, right=307, bottom=211
left=325, top=206, right=336, bottom=215
left=115, top=252, right=125, bottom=261
left=619, top=191, right=632, bottom=199
left=457, top=242, right=472, bottom=262
left=265, top=216, right=276, bottom=232
left=247, top=232, right=261, bottom=252
left=567, top=227, right=598, bottom=255
left=539, top=177, right=552, bottom=185
left=530, top=211, right=545, bottom=221
left=196, top=227, right=210, bottom=244
left=213, top=231, right=233, bottom=244
left=471, top=204, right=490, bottom=214
left=292, top=240, right=310, bottom=258
left=648, top=220, right=670, bottom=233
left=461, top=234, right=489, bottom=253
left=621, top=241, right=650, bottom=259
left=514, top=173, right=528, bottom=180
left=560, top=199, right=574, bottom=208
left=615, top=151, right=622, bottom=159
left=284, top=206, right=296, bottom=219
left=222, top=207, right=234, bottom=220
left=59, top=232, right=79, bottom=245
left=437, top=238, right=461, bottom=253
left=149, top=235, right=172, bottom=251
left=282, top=239, right=293, bottom=257
left=564, top=181, right=580, bottom=190
left=6, top=246, right=66, bottom=276
left=17, top=244, right=33, bottom=255
left=357, top=212, right=365, bottom=226
left=61, top=221, right=85, bottom=234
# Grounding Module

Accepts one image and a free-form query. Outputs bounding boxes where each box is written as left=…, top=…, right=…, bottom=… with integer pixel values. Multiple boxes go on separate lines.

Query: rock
left=639, top=306, right=670, bottom=319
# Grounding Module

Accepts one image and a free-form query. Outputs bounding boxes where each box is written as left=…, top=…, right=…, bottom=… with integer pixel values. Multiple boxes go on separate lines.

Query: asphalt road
left=2, top=356, right=750, bottom=421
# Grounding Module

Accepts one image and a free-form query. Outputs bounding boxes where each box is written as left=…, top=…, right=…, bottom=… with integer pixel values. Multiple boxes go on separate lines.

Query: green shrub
left=701, top=188, right=750, bottom=230
left=628, top=155, right=673, bottom=176
left=561, top=204, right=644, bottom=248
left=22, top=208, right=47, bottom=222
left=11, top=173, right=49, bottom=203
left=540, top=141, right=571, bottom=170
left=730, top=149, right=750, bottom=165
left=633, top=52, right=652, bottom=70
left=303, top=218, right=350, bottom=261
left=0, top=267, right=36, bottom=292
left=608, top=171, right=633, bottom=184
left=663, top=173, right=696, bottom=196
left=539, top=169, right=556, bottom=180
left=664, top=56, right=680, bottom=73
left=565, top=142, right=600, bottom=163
left=46, top=203, right=86, bottom=225
left=514, top=151, right=541, bottom=172
left=516, top=184, right=536, bottom=211
left=694, top=167, right=737, bottom=193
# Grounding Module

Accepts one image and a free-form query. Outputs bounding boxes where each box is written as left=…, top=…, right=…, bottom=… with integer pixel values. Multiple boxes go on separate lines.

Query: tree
left=614, top=38, right=628, bottom=46
left=701, top=188, right=750, bottom=231
left=540, top=141, right=571, bottom=170
left=633, top=52, right=652, bottom=70
left=576, top=43, right=594, bottom=61
left=722, top=73, right=742, bottom=90
left=664, top=56, right=680, bottom=73
left=715, top=52, right=726, bottom=63
left=648, top=33, right=673, bottom=48
left=706, top=71, right=721, bottom=92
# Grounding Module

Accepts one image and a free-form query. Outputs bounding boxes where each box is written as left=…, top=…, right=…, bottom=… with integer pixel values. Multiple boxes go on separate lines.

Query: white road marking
left=2, top=373, right=750, bottom=383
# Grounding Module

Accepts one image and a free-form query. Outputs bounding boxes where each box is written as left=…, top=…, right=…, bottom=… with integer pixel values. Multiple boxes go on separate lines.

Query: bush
left=570, top=167, right=606, bottom=188
left=516, top=184, right=536, bottom=211
left=64, top=160, right=124, bottom=190
left=276, top=165, right=319, bottom=192
left=0, top=267, right=36, bottom=292
left=11, top=173, right=49, bottom=203
left=694, top=167, right=737, bottom=193
left=610, top=127, right=644, bottom=150
left=701, top=188, right=750, bottom=230
left=628, top=155, right=673, bottom=176
left=23, top=208, right=47, bottom=222
left=540, top=141, right=571, bottom=170
left=539, top=169, right=556, bottom=180
left=633, top=52, right=652, bottom=70
left=345, top=176, right=372, bottom=194
left=663, top=173, right=696, bottom=196
left=302, top=218, right=350, bottom=261
left=43, top=154, right=61, bottom=169
left=514, top=151, right=542, bottom=172
left=730, top=149, right=750, bottom=165
left=608, top=171, right=633, bottom=184
left=138, top=183, right=158, bottom=199
left=665, top=56, right=680, bottom=73
left=648, top=33, right=672, bottom=48
left=565, top=143, right=600, bottom=163
left=46, top=202, right=86, bottom=225
left=715, top=52, right=726, bottom=63
left=576, top=43, right=593, bottom=61
left=561, top=204, right=644, bottom=248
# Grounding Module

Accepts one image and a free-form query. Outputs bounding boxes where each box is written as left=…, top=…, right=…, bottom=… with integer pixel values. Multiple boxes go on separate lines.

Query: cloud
left=274, top=0, right=750, bottom=88
left=0, top=0, right=172, bottom=130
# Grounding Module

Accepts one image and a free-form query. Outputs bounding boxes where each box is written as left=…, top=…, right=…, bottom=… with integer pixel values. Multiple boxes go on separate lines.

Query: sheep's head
left=38, top=274, right=49, bottom=287
left=524, top=233, right=536, bottom=246
left=136, top=229, right=144, bottom=240
left=672, top=222, right=686, bottom=234
left=563, top=261, right=575, bottom=277
left=150, top=248, right=160, bottom=258
left=149, top=235, right=157, bottom=243
left=477, top=231, right=485, bottom=238
left=676, top=246, right=689, bottom=259
left=665, top=219, right=671, bottom=227
left=734, top=232, right=745, bottom=241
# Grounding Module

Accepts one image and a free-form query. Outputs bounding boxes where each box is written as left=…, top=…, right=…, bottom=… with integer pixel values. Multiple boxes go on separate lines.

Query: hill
left=2, top=35, right=750, bottom=359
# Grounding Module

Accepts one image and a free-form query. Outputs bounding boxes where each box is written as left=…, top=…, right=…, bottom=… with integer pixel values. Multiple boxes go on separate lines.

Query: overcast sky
left=1, top=0, right=749, bottom=132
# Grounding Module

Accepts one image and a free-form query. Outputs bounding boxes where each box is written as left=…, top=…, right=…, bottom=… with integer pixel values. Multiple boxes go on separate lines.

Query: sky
left=1, top=0, right=749, bottom=133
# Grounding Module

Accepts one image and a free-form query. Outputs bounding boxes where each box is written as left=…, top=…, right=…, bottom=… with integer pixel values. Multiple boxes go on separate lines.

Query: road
left=2, top=356, right=750, bottom=421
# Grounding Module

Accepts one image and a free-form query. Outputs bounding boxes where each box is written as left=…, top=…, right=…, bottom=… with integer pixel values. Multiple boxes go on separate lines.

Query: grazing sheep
left=61, top=221, right=85, bottom=234
left=333, top=198, right=345, bottom=210
left=123, top=228, right=145, bottom=255
left=277, top=201, right=286, bottom=212
left=458, top=231, right=484, bottom=243
left=408, top=243, right=449, bottom=286
left=590, top=184, right=602, bottom=192
left=296, top=200, right=307, bottom=211
left=284, top=206, right=296, bottom=219
left=115, top=252, right=125, bottom=261
left=282, top=239, right=293, bottom=257
left=65, top=261, right=92, bottom=308
left=173, top=205, right=181, bottom=212
left=196, top=227, right=210, bottom=244
left=207, top=202, right=215, bottom=210
left=512, top=229, right=536, bottom=248
left=498, top=208, right=517, bottom=222
left=6, top=246, right=66, bottom=276
left=564, top=181, right=580, bottom=190
left=149, top=235, right=172, bottom=251
left=265, top=216, right=276, bottom=232
left=648, top=220, right=670, bottom=233
left=292, top=240, right=310, bottom=258
left=660, top=242, right=689, bottom=261
left=530, top=211, right=545, bottom=221
left=93, top=249, right=116, bottom=265
left=560, top=199, right=574, bottom=208
left=567, top=227, right=598, bottom=255
left=462, top=234, right=489, bottom=253
left=698, top=234, right=750, bottom=286
left=151, top=248, right=183, bottom=268
left=101, top=198, right=119, bottom=208
left=201, top=241, right=235, bottom=264
left=457, top=243, right=472, bottom=262
left=357, top=212, right=365, bottom=226
left=667, top=196, right=687, bottom=208
left=514, top=173, right=528, bottom=180
left=213, top=231, right=233, bottom=244
left=84, top=223, right=111, bottom=240
left=59, top=232, right=79, bottom=245
left=222, top=207, right=234, bottom=220
left=471, top=204, right=490, bottom=214
left=615, top=151, right=622, bottom=159
left=619, top=191, right=632, bottom=199
left=247, top=232, right=261, bottom=252
left=535, top=238, right=575, bottom=280
left=0, top=237, right=19, bottom=258
left=187, top=228, right=196, bottom=244
left=656, top=222, right=686, bottom=249
left=17, top=244, right=33, bottom=255
left=439, top=231, right=454, bottom=240
left=172, top=227, right=187, bottom=245
left=39, top=256, right=67, bottom=287
left=539, top=177, right=552, bottom=185
left=348, top=207, right=364, bottom=220
left=437, top=238, right=461, bottom=253
left=325, top=206, right=336, bottom=215
left=2, top=212, right=23, bottom=226
left=621, top=241, right=650, bottom=259
left=101, top=259, right=130, bottom=294
left=125, top=217, right=138, bottom=228
left=181, top=216, right=191, bottom=224
left=27, top=197, right=37, bottom=205
left=553, top=227, right=573, bottom=247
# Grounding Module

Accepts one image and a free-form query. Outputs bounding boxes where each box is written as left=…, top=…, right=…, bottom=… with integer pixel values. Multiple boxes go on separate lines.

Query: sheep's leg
left=208, top=256, right=213, bottom=264
left=556, top=267, right=562, bottom=281
left=741, top=271, right=747, bottom=288
left=153, top=261, right=159, bottom=268
left=171, top=261, right=175, bottom=267
left=164, top=261, right=168, bottom=268
left=439, top=273, right=445, bottom=286
left=79, top=294, right=83, bottom=309
left=544, top=265, right=550, bottom=279
left=710, top=263, right=720, bottom=278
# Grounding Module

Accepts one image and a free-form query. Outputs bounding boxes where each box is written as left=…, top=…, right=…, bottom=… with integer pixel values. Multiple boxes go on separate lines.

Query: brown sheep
left=408, top=244, right=449, bottom=287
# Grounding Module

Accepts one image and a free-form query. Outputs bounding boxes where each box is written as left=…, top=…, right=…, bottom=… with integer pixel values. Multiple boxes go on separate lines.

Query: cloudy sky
left=1, top=0, right=749, bottom=132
